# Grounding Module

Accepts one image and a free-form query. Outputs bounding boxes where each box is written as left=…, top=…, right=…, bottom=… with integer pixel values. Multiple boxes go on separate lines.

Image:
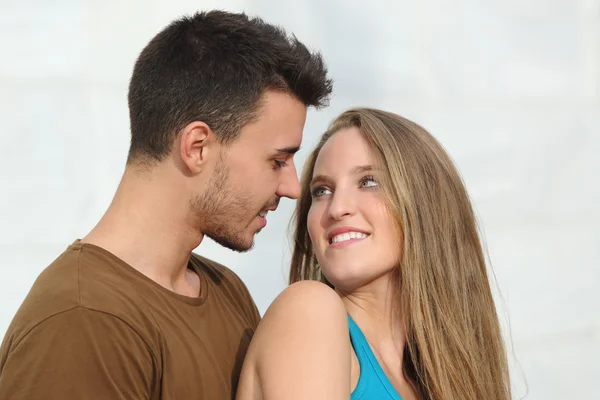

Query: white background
left=1, top=0, right=599, bottom=398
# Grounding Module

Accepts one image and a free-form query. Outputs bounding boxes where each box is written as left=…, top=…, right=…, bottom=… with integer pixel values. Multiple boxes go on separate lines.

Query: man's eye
left=274, top=160, right=288, bottom=169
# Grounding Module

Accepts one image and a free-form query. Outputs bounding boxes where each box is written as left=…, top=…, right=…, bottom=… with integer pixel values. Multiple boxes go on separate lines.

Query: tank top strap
left=348, top=314, right=403, bottom=400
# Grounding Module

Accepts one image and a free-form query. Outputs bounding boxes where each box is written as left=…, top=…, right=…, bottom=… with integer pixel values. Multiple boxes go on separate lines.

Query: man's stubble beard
left=192, top=160, right=256, bottom=253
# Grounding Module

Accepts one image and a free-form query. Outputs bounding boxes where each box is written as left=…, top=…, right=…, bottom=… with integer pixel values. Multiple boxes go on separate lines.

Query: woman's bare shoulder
left=252, top=280, right=349, bottom=358
left=264, top=280, right=347, bottom=322
left=238, top=281, right=351, bottom=400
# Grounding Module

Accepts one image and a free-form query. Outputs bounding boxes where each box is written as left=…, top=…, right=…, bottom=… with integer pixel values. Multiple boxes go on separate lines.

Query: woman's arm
left=237, top=280, right=351, bottom=400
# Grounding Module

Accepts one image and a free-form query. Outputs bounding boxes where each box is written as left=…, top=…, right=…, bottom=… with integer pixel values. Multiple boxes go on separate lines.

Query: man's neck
left=82, top=167, right=204, bottom=296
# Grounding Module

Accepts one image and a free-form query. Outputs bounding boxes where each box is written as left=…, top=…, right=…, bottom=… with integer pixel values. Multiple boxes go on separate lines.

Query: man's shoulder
left=191, top=252, right=260, bottom=323
left=3, top=244, right=159, bottom=353
left=190, top=252, right=246, bottom=288
left=6, top=245, right=83, bottom=336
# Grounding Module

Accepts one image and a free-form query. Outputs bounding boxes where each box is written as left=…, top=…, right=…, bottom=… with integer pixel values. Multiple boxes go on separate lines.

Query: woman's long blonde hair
left=290, top=108, right=511, bottom=400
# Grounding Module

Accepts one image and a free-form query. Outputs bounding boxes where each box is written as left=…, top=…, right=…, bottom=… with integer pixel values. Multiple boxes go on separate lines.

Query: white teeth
left=330, top=231, right=368, bottom=244
left=258, top=211, right=267, bottom=217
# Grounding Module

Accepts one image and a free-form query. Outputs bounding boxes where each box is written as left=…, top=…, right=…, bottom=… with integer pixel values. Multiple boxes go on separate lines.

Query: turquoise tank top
left=348, top=315, right=403, bottom=400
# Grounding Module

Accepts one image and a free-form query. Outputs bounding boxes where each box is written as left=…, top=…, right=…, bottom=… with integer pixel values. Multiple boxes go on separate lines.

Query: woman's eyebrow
left=310, top=174, right=331, bottom=187
left=311, top=165, right=377, bottom=186
left=351, top=165, right=374, bottom=174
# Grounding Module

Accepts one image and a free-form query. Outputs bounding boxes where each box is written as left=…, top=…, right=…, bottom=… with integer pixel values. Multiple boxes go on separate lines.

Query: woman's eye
left=360, top=175, right=377, bottom=188
left=311, top=186, right=332, bottom=197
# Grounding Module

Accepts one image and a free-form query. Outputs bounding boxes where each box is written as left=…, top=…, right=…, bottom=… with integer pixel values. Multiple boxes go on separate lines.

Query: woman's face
left=307, top=127, right=402, bottom=292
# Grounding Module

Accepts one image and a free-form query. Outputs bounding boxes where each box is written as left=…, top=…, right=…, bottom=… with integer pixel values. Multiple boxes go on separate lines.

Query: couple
left=0, top=10, right=511, bottom=400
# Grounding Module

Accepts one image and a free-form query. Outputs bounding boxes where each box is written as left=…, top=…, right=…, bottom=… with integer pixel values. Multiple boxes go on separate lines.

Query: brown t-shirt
left=0, top=241, right=261, bottom=399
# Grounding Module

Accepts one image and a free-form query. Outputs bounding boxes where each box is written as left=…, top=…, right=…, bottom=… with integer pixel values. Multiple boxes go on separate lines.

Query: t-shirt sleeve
left=0, top=307, right=157, bottom=399
left=228, top=271, right=261, bottom=328
left=197, top=254, right=262, bottom=328
left=245, top=286, right=261, bottom=328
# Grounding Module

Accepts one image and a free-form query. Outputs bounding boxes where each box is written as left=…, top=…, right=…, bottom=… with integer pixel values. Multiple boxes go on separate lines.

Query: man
left=0, top=10, right=332, bottom=399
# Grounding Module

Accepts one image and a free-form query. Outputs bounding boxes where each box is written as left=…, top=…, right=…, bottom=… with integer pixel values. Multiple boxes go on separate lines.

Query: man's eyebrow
left=275, top=146, right=301, bottom=155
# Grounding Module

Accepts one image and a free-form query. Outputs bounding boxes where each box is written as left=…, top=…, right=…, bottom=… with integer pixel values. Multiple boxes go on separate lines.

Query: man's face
left=194, top=90, right=307, bottom=252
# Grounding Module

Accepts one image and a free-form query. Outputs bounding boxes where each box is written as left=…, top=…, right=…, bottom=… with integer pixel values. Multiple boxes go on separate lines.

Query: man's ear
left=179, top=121, right=215, bottom=174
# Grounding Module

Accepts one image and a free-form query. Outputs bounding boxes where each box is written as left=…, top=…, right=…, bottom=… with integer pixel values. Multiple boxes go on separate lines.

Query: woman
left=236, top=108, right=511, bottom=400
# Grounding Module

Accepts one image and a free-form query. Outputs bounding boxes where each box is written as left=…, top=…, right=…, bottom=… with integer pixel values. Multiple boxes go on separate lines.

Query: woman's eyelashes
left=359, top=175, right=377, bottom=188
left=311, top=185, right=331, bottom=197
left=311, top=175, right=378, bottom=198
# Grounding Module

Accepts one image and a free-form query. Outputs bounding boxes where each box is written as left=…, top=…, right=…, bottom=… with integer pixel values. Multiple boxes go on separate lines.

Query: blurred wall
left=1, top=0, right=598, bottom=398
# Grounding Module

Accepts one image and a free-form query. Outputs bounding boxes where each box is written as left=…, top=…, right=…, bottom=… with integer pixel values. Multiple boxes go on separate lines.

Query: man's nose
left=277, top=164, right=301, bottom=200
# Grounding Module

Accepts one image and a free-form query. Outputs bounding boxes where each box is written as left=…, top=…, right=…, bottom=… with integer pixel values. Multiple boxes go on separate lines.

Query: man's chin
left=207, top=233, right=254, bottom=253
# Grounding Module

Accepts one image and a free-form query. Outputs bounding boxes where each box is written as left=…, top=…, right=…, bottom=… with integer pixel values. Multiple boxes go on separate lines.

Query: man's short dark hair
left=126, top=10, right=333, bottom=164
